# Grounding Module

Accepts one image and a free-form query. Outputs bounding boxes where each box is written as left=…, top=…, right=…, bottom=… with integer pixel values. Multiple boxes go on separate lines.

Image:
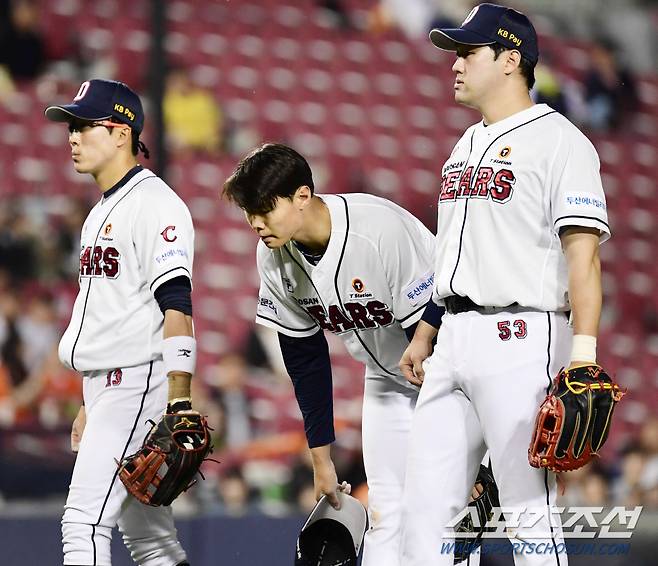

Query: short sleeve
left=550, top=128, right=611, bottom=242
left=132, top=185, right=194, bottom=293
left=255, top=244, right=319, bottom=338
left=377, top=208, right=436, bottom=329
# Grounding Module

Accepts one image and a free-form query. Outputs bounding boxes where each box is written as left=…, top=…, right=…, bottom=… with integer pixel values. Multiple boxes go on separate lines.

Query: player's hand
left=71, top=405, right=86, bottom=453
left=313, top=460, right=351, bottom=510
left=310, top=445, right=351, bottom=510
left=399, top=337, right=433, bottom=387
left=470, top=480, right=484, bottom=501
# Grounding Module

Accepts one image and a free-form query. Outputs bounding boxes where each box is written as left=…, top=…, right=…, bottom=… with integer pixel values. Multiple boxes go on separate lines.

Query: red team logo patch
left=352, top=278, right=365, bottom=293
left=499, top=146, right=512, bottom=158
left=104, top=223, right=112, bottom=235
left=160, top=225, right=177, bottom=242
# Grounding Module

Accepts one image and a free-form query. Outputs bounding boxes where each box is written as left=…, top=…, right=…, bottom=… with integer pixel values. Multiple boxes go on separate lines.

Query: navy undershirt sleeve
left=278, top=330, right=335, bottom=448
left=154, top=275, right=193, bottom=316
left=404, top=299, right=444, bottom=342
left=420, top=298, right=445, bottom=330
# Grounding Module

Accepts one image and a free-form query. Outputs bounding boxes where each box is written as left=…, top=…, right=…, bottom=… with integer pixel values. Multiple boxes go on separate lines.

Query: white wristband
left=570, top=334, right=597, bottom=364
left=163, top=336, right=197, bottom=375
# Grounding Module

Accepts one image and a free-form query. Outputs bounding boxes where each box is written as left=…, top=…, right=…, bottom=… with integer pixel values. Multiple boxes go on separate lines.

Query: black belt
left=443, top=295, right=518, bottom=314
left=443, top=296, right=569, bottom=319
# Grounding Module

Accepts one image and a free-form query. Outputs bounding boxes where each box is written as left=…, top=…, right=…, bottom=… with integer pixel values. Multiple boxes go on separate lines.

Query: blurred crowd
left=0, top=0, right=657, bottom=517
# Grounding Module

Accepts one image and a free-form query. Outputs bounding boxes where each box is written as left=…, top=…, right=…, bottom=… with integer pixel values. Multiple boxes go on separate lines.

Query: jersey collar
left=479, top=103, right=552, bottom=135
left=102, top=165, right=144, bottom=200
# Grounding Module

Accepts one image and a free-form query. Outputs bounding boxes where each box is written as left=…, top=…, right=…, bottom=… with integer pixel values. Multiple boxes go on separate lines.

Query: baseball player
left=399, top=4, right=611, bottom=565
left=45, top=79, right=196, bottom=566
left=223, top=143, right=488, bottom=566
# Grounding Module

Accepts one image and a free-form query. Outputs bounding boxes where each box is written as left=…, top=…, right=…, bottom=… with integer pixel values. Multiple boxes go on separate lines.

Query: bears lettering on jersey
left=80, top=245, right=121, bottom=278
left=304, top=300, right=394, bottom=334
left=440, top=166, right=515, bottom=203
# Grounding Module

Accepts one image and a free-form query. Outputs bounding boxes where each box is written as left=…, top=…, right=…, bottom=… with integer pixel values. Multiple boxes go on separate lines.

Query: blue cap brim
left=44, top=103, right=112, bottom=123
left=429, top=28, right=495, bottom=51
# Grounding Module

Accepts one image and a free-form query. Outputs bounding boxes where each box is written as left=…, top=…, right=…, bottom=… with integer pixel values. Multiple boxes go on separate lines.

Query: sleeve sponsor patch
left=155, top=248, right=189, bottom=265
left=257, top=296, right=279, bottom=319
left=564, top=192, right=606, bottom=211
left=403, top=270, right=435, bottom=307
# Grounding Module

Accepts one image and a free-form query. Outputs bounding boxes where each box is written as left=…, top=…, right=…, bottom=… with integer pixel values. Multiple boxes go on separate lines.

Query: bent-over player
left=400, top=4, right=611, bottom=565
left=46, top=79, right=195, bottom=566
left=223, top=143, right=488, bottom=566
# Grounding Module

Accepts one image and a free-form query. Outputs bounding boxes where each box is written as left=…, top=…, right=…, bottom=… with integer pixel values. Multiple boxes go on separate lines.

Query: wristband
left=570, top=334, right=597, bottom=364
left=163, top=336, right=197, bottom=375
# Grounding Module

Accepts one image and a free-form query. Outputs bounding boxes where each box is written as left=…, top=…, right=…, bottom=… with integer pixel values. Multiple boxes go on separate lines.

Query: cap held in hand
left=295, top=492, right=367, bottom=566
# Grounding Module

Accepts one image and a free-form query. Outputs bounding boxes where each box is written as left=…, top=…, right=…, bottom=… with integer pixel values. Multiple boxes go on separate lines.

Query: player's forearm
left=568, top=262, right=602, bottom=337
left=412, top=319, right=440, bottom=342
left=562, top=228, right=602, bottom=337
left=310, top=444, right=333, bottom=466
left=163, top=309, right=195, bottom=403
left=163, top=309, right=194, bottom=338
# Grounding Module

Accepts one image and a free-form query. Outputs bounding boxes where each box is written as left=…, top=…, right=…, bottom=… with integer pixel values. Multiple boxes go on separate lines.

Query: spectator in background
left=216, top=468, right=255, bottom=516
left=316, top=0, right=353, bottom=30
left=0, top=0, right=46, bottom=81
left=0, top=287, right=73, bottom=427
left=16, top=291, right=58, bottom=373
left=31, top=347, right=82, bottom=427
left=0, top=206, right=39, bottom=284
left=0, top=290, right=27, bottom=424
left=638, top=416, right=658, bottom=508
left=560, top=461, right=611, bottom=507
left=640, top=458, right=658, bottom=508
left=583, top=39, right=637, bottom=131
left=163, top=68, right=224, bottom=155
left=205, top=353, right=253, bottom=448
left=579, top=463, right=611, bottom=506
left=612, top=443, right=647, bottom=507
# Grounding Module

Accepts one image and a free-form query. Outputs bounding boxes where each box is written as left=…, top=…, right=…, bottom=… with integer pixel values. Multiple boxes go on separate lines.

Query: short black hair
left=222, top=143, right=314, bottom=215
left=490, top=43, right=536, bottom=90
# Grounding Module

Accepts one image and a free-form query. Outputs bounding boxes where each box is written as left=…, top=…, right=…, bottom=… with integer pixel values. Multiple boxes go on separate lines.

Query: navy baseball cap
left=429, top=3, right=539, bottom=65
left=45, top=79, right=145, bottom=134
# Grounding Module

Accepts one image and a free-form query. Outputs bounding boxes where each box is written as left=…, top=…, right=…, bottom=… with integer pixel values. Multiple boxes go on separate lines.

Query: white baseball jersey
left=58, top=168, right=194, bottom=371
left=255, top=193, right=436, bottom=387
left=433, top=103, right=610, bottom=310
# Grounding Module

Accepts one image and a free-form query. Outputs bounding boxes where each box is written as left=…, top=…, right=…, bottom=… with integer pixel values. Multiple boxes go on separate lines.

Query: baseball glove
left=453, top=464, right=500, bottom=564
left=118, top=411, right=212, bottom=506
left=528, top=364, right=625, bottom=473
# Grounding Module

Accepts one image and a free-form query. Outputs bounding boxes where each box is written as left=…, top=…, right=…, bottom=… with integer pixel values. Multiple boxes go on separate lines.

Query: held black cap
left=295, top=494, right=367, bottom=566
left=45, top=79, right=145, bottom=134
left=429, top=3, right=539, bottom=64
